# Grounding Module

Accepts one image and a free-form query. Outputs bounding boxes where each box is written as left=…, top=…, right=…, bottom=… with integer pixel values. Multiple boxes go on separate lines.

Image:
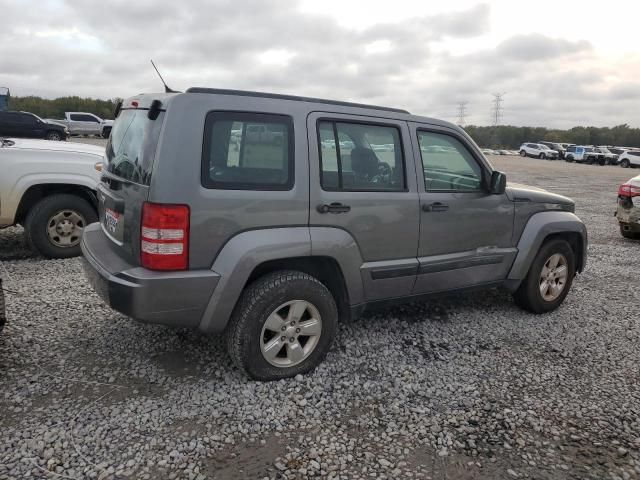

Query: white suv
left=618, top=150, right=640, bottom=169
left=519, top=143, right=558, bottom=160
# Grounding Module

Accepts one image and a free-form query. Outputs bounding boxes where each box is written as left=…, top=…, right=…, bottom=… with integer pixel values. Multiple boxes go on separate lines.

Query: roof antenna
left=150, top=59, right=180, bottom=93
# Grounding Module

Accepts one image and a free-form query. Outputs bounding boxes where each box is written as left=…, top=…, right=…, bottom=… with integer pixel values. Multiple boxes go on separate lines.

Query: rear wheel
left=620, top=225, right=640, bottom=239
left=24, top=194, right=97, bottom=258
left=539, top=153, right=546, bottom=159
left=226, top=270, right=338, bottom=381
left=513, top=239, right=575, bottom=314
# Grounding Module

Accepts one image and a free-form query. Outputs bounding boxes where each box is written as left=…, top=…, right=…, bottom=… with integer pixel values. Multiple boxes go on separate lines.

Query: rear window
left=201, top=112, right=294, bottom=190
left=104, top=109, right=164, bottom=185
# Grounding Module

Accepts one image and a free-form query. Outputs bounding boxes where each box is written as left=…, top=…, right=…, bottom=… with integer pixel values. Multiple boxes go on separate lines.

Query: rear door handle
left=422, top=202, right=449, bottom=212
left=317, top=202, right=351, bottom=214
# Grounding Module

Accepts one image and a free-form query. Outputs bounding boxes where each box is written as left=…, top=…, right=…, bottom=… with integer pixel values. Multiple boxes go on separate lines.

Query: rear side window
left=104, top=109, right=165, bottom=186
left=202, top=112, right=294, bottom=190
left=318, top=121, right=405, bottom=191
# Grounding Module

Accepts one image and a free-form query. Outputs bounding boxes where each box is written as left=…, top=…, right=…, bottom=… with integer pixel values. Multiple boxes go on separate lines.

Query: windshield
left=584, top=147, right=594, bottom=152
left=599, top=148, right=611, bottom=154
left=104, top=109, right=165, bottom=185
left=539, top=144, right=551, bottom=150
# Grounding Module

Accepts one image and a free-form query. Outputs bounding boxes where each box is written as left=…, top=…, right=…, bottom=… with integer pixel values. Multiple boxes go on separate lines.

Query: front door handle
left=317, top=202, right=351, bottom=214
left=422, top=202, right=449, bottom=212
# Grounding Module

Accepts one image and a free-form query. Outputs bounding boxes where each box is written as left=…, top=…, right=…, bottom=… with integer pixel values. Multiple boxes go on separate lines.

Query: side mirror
left=489, top=170, right=507, bottom=194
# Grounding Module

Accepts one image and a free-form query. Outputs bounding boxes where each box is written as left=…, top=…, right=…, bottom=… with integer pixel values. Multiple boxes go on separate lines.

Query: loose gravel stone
left=1, top=153, right=639, bottom=479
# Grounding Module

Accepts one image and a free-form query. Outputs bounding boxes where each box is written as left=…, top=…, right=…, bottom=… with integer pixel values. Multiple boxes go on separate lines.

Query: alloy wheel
left=539, top=253, right=569, bottom=302
left=260, top=300, right=322, bottom=367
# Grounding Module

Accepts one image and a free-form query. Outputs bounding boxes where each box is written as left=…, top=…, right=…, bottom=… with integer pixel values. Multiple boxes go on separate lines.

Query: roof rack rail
left=185, top=87, right=410, bottom=114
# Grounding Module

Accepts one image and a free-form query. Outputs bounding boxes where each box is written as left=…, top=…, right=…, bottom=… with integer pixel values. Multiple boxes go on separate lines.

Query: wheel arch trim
left=506, top=211, right=587, bottom=289
left=198, top=227, right=365, bottom=333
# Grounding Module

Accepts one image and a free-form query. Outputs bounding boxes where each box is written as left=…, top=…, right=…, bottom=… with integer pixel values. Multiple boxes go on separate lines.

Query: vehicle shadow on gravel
left=0, top=226, right=38, bottom=260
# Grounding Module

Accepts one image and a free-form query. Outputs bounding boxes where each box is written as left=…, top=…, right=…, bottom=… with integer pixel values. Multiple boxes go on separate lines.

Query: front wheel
left=102, top=127, right=112, bottom=138
left=620, top=159, right=630, bottom=168
left=24, top=194, right=97, bottom=258
left=513, top=239, right=576, bottom=314
left=565, top=156, right=574, bottom=163
left=520, top=150, right=527, bottom=157
left=226, top=270, right=338, bottom=381
left=539, top=153, right=546, bottom=159
left=45, top=131, right=62, bottom=141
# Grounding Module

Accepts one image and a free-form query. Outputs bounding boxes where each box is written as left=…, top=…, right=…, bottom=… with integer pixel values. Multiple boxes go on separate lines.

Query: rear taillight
left=618, top=183, right=640, bottom=198
left=140, top=202, right=189, bottom=271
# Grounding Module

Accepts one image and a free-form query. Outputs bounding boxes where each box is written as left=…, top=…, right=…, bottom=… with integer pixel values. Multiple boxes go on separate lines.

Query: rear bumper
left=81, top=223, right=220, bottom=328
left=617, top=204, right=640, bottom=232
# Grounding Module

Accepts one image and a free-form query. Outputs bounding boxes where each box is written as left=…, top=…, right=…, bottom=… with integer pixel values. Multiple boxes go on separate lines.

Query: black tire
left=226, top=270, right=338, bottom=381
left=0, top=278, right=5, bottom=334
left=513, top=239, right=576, bottom=314
left=45, top=131, right=62, bottom=141
left=102, top=127, right=112, bottom=138
left=520, top=150, right=527, bottom=157
left=539, top=153, right=545, bottom=159
left=23, top=194, right=97, bottom=259
left=565, top=155, right=573, bottom=163
left=620, top=158, right=630, bottom=168
left=620, top=225, right=640, bottom=239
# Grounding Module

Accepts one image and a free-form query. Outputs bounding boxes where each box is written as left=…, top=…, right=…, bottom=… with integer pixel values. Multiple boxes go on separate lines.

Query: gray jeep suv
left=81, top=89, right=587, bottom=380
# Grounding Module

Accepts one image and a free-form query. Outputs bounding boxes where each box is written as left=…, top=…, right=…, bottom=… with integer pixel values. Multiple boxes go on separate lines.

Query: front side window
left=318, top=121, right=405, bottom=191
left=202, top=112, right=293, bottom=190
left=418, top=131, right=483, bottom=192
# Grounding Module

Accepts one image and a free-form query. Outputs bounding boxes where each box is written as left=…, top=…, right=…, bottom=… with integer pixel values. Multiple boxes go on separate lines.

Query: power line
left=491, top=93, right=505, bottom=126
left=456, top=101, right=468, bottom=126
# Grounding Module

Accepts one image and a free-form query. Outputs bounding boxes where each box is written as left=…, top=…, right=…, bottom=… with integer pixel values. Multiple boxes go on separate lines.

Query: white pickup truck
left=0, top=137, right=103, bottom=258
left=46, top=112, right=114, bottom=138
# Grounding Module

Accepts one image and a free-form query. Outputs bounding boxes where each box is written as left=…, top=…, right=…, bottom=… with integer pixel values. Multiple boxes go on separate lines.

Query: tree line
left=7, top=96, right=120, bottom=120
left=464, top=124, right=640, bottom=149
left=5, top=95, right=640, bottom=148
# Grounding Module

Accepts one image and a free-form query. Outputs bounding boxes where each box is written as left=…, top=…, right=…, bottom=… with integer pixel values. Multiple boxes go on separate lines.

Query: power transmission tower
left=491, top=93, right=505, bottom=126
left=456, top=101, right=468, bottom=126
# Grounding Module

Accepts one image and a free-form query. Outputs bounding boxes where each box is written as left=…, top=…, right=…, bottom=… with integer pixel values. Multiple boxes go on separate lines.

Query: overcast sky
left=1, top=0, right=639, bottom=128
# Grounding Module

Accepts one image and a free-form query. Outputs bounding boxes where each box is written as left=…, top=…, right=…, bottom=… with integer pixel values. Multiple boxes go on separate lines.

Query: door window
left=202, top=112, right=293, bottom=190
left=318, top=121, right=405, bottom=191
left=417, top=131, right=483, bottom=192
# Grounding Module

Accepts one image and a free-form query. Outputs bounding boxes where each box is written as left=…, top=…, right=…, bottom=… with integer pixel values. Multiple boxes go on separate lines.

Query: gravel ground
left=1, top=154, right=639, bottom=480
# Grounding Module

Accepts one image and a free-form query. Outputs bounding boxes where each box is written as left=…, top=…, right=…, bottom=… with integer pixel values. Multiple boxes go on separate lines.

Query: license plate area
left=101, top=206, right=125, bottom=244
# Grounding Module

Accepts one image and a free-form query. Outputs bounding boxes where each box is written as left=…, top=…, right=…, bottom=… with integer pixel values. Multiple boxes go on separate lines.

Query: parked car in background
left=616, top=174, right=640, bottom=239
left=564, top=146, right=605, bottom=165
left=495, top=149, right=509, bottom=155
left=519, top=143, right=558, bottom=159
left=46, top=112, right=114, bottom=138
left=0, top=111, right=68, bottom=141
left=593, top=147, right=618, bottom=165
left=81, top=88, right=587, bottom=381
left=538, top=141, right=566, bottom=159
left=481, top=148, right=496, bottom=155
left=0, top=137, right=103, bottom=257
left=618, top=150, right=640, bottom=169
left=608, top=147, right=629, bottom=156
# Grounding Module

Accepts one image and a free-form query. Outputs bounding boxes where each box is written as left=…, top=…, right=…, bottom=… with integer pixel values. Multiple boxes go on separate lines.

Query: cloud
left=497, top=33, right=592, bottom=61
left=0, top=0, right=637, bottom=127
